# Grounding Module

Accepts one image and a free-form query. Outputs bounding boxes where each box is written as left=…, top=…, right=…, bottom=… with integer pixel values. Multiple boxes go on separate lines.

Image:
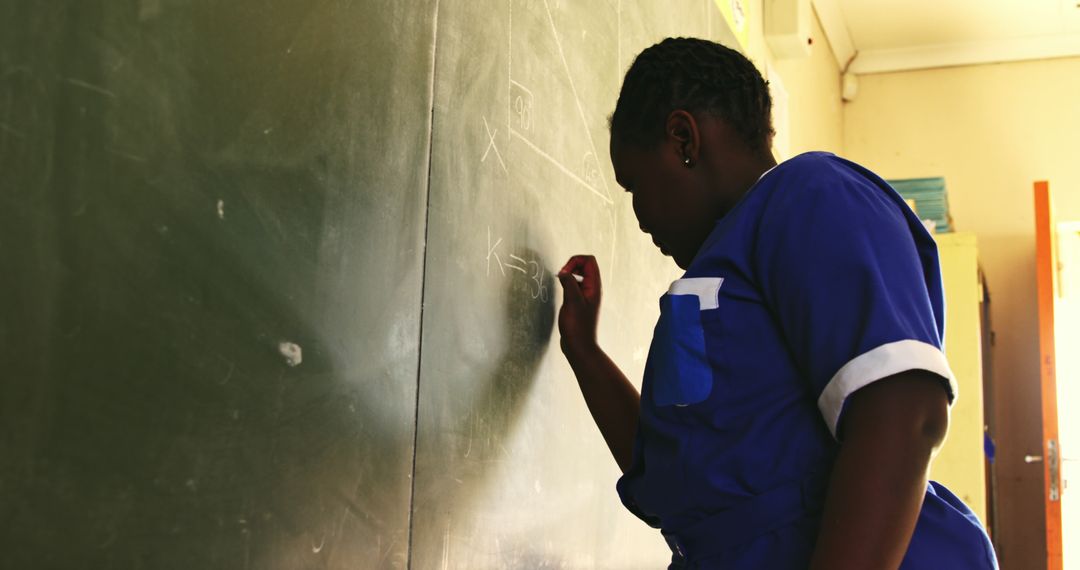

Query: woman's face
left=609, top=135, right=722, bottom=270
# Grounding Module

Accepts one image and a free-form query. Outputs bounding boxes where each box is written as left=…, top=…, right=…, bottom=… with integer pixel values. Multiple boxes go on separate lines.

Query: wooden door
left=1034, top=180, right=1063, bottom=570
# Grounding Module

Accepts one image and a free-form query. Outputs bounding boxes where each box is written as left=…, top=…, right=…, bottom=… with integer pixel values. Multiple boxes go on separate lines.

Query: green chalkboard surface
left=1, top=0, right=740, bottom=567
left=2, top=1, right=435, bottom=567
left=413, top=1, right=738, bottom=567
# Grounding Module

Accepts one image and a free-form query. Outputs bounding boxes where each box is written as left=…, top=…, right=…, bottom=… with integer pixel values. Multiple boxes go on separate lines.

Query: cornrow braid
left=610, top=37, right=774, bottom=154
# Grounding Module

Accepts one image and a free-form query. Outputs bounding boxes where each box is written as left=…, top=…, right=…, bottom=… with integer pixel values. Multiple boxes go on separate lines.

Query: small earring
left=683, top=156, right=692, bottom=167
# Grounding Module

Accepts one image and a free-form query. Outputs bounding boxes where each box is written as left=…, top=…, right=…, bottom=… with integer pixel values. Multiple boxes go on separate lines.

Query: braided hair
left=610, top=37, right=774, bottom=154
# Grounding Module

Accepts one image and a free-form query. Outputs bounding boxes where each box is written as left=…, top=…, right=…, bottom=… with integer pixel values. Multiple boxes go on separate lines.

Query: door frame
left=1034, top=180, right=1063, bottom=570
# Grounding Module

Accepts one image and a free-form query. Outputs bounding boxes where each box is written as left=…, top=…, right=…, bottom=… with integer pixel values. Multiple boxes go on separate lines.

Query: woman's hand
left=557, top=255, right=602, bottom=357
left=556, top=255, right=641, bottom=473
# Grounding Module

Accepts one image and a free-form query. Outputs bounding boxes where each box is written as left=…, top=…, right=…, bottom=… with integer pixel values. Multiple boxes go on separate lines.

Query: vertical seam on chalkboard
left=406, top=0, right=440, bottom=568
left=508, top=0, right=512, bottom=144
left=616, top=0, right=621, bottom=87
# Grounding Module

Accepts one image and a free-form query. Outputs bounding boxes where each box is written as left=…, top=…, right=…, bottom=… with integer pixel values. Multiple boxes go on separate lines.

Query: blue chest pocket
left=649, top=292, right=715, bottom=407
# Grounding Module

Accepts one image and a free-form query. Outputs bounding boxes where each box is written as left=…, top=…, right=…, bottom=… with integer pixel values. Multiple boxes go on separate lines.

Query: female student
left=556, top=38, right=998, bottom=569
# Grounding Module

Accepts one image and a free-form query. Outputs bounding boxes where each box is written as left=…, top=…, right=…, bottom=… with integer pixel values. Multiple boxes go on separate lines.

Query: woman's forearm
left=563, top=343, right=641, bottom=473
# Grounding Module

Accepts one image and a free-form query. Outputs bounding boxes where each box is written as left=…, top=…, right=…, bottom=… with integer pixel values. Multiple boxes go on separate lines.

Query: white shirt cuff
left=817, top=339, right=958, bottom=439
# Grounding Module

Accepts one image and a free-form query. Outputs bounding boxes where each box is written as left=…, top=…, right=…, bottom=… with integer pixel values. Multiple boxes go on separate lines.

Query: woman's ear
left=665, top=110, right=700, bottom=168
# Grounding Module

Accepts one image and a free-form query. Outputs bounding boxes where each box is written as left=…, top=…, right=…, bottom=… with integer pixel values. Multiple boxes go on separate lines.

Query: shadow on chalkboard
left=472, top=244, right=555, bottom=459
left=492, top=245, right=554, bottom=394
left=411, top=246, right=566, bottom=565
left=427, top=247, right=557, bottom=517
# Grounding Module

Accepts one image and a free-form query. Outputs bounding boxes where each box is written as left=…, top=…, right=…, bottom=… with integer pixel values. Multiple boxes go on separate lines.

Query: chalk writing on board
left=505, top=1, right=614, bottom=205
left=541, top=0, right=612, bottom=203
left=505, top=254, right=529, bottom=274
left=487, top=227, right=550, bottom=302
left=529, top=260, right=550, bottom=302
left=582, top=152, right=602, bottom=190
left=481, top=116, right=508, bottom=173
left=509, top=80, right=534, bottom=133
left=509, top=128, right=610, bottom=204
left=486, top=227, right=505, bottom=277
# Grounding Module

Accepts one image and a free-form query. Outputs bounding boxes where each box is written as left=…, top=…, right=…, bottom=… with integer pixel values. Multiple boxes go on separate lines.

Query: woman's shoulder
left=754, top=151, right=900, bottom=214
left=763, top=151, right=872, bottom=185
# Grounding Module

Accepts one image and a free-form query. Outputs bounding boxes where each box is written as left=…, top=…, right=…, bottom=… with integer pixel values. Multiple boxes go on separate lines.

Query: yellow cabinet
left=931, top=232, right=988, bottom=524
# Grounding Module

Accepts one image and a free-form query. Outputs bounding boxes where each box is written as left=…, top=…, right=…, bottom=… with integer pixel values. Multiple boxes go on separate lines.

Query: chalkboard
left=1, top=1, right=436, bottom=567
left=0, top=0, right=740, bottom=568
left=413, top=1, right=737, bottom=567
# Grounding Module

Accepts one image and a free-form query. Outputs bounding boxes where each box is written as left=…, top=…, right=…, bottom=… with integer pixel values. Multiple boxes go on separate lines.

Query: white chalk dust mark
left=0, top=122, right=25, bottom=139
left=441, top=522, right=451, bottom=570
left=63, top=77, right=116, bottom=98
left=278, top=341, right=303, bottom=367
left=106, top=148, right=147, bottom=162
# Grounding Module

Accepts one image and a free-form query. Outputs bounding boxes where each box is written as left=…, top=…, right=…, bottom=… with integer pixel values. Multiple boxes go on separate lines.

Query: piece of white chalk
left=572, top=273, right=585, bottom=283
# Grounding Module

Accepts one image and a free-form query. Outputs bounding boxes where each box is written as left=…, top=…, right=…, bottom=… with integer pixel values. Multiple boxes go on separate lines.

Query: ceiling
left=813, top=0, right=1080, bottom=74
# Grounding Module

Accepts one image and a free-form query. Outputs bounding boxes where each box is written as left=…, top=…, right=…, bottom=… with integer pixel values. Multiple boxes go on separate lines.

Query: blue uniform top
left=616, top=152, right=998, bottom=569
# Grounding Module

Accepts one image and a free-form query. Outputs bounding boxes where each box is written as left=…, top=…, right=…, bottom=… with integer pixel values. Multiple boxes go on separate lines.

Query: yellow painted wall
left=766, top=10, right=844, bottom=155
left=934, top=232, right=987, bottom=523
left=742, top=3, right=845, bottom=155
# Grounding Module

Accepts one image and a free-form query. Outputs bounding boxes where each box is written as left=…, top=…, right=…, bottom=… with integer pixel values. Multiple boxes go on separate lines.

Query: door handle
left=1025, top=441, right=1061, bottom=500
left=1049, top=439, right=1060, bottom=501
